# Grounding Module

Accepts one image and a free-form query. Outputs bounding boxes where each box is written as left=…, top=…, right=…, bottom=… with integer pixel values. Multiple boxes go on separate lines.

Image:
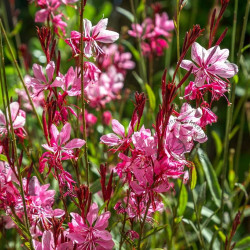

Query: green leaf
left=235, top=236, right=250, bottom=249
left=9, top=21, right=22, bottom=37
left=177, top=183, right=188, bottom=216
left=116, top=7, right=134, bottom=22
left=197, top=149, right=221, bottom=208
left=145, top=84, right=156, bottom=111
left=196, top=182, right=206, bottom=219
left=182, top=218, right=199, bottom=236
left=211, top=131, right=222, bottom=156
left=0, top=154, right=8, bottom=162
left=190, top=165, right=197, bottom=190
left=142, top=224, right=167, bottom=240
left=122, top=40, right=140, bottom=61
left=136, top=0, right=145, bottom=15
left=229, top=125, right=240, bottom=141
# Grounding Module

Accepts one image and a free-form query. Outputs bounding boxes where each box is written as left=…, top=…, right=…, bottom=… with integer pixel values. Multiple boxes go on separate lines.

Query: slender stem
left=235, top=78, right=249, bottom=173
left=79, top=0, right=89, bottom=186
left=231, top=0, right=238, bottom=62
left=129, top=0, right=147, bottom=88
left=191, top=190, right=206, bottom=249
left=137, top=198, right=151, bottom=250
left=221, top=0, right=249, bottom=231
left=0, top=20, right=43, bottom=131
left=0, top=32, right=34, bottom=250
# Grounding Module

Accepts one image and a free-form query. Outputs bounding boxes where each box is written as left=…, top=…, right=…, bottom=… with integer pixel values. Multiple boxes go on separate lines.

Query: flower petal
left=64, top=138, right=85, bottom=149
left=112, top=119, right=125, bottom=137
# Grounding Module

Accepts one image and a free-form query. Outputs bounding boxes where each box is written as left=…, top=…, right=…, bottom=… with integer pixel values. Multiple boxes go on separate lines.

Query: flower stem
left=0, top=30, right=34, bottom=250
left=137, top=198, right=151, bottom=250
left=129, top=0, right=147, bottom=89
left=0, top=20, right=43, bottom=132
left=79, top=0, right=89, bottom=186
left=221, top=0, right=249, bottom=232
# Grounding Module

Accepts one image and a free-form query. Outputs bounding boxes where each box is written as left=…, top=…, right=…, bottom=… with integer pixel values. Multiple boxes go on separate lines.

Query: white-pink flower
left=42, top=122, right=85, bottom=160
left=180, top=42, right=238, bottom=87
left=0, top=102, right=26, bottom=136
left=67, top=203, right=114, bottom=250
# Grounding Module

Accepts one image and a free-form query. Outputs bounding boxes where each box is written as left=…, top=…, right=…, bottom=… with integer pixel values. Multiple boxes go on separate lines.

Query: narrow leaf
left=177, top=183, right=188, bottom=216
left=145, top=84, right=156, bottom=111
left=116, top=7, right=134, bottom=22
left=197, top=149, right=221, bottom=208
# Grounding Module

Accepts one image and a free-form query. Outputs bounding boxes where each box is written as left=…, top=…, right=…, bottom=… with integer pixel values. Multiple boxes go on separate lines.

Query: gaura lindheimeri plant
left=0, top=0, right=249, bottom=249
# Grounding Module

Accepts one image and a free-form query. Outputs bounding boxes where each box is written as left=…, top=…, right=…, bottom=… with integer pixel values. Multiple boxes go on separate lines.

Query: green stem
left=221, top=0, right=249, bottom=232
left=191, top=190, right=206, bottom=249
left=0, top=31, right=34, bottom=250
left=137, top=198, right=151, bottom=250
left=79, top=0, right=89, bottom=186
left=129, top=0, right=147, bottom=88
left=231, top=0, right=238, bottom=62
left=0, top=20, right=43, bottom=131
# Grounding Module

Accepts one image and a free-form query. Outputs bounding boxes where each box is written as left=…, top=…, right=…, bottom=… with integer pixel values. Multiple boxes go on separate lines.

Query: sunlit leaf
left=197, top=149, right=221, bottom=208
left=177, top=183, right=188, bottom=216
left=145, top=84, right=156, bottom=111
left=142, top=224, right=167, bottom=240
left=116, top=7, right=134, bottom=22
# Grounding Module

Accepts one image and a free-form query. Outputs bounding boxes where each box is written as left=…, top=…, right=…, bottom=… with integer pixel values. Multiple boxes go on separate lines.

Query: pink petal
left=100, top=133, right=120, bottom=146
left=9, top=102, right=19, bottom=122
left=180, top=60, right=198, bottom=72
left=208, top=62, right=238, bottom=78
left=92, top=18, right=108, bottom=37
left=42, top=144, right=55, bottom=153
left=71, top=31, right=81, bottom=40
left=94, top=211, right=111, bottom=230
left=96, top=30, right=119, bottom=43
left=13, top=115, right=25, bottom=129
left=50, top=124, right=59, bottom=143
left=42, top=231, right=54, bottom=250
left=53, top=209, right=65, bottom=217
left=35, top=9, right=49, bottom=23
left=64, top=138, right=85, bottom=149
left=112, top=119, right=125, bottom=137
left=46, top=61, right=55, bottom=83
left=0, top=110, right=6, bottom=125
left=87, top=203, right=98, bottom=226
left=60, top=123, right=71, bottom=145
left=33, top=64, right=47, bottom=83
left=83, top=19, right=92, bottom=38
left=191, top=42, right=206, bottom=65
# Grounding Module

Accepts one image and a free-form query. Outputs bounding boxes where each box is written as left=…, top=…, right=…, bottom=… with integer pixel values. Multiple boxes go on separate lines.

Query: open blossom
left=100, top=119, right=132, bottom=151
left=23, top=176, right=65, bottom=228
left=98, top=44, right=135, bottom=76
left=34, top=0, right=77, bottom=35
left=85, top=66, right=124, bottom=108
left=42, top=122, right=85, bottom=160
left=128, top=12, right=174, bottom=56
left=165, top=103, right=207, bottom=155
left=180, top=42, right=238, bottom=87
left=67, top=203, right=114, bottom=250
left=0, top=102, right=26, bottom=137
left=66, top=18, right=119, bottom=57
left=25, top=61, right=56, bottom=96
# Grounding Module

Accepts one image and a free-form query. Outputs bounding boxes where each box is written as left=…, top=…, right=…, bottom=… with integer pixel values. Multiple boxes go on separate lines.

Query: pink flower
left=67, top=18, right=119, bottom=58
left=180, top=42, right=238, bottom=87
left=100, top=119, right=131, bottom=150
left=165, top=103, right=207, bottom=155
left=51, top=67, right=81, bottom=96
left=154, top=12, right=174, bottom=37
left=0, top=102, right=26, bottom=137
left=67, top=203, right=114, bottom=250
left=42, top=122, right=85, bottom=160
left=35, top=0, right=61, bottom=23
left=26, top=61, right=56, bottom=96
left=52, top=14, right=67, bottom=35
left=98, top=44, right=135, bottom=75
